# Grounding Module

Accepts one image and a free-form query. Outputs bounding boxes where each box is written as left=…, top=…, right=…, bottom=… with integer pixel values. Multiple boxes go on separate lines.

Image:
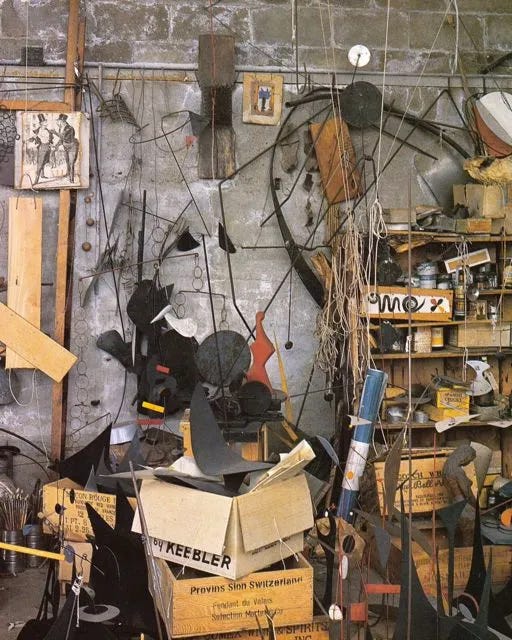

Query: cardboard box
left=444, top=248, right=491, bottom=273
left=133, top=474, right=313, bottom=580
left=434, top=387, right=469, bottom=411
left=373, top=451, right=476, bottom=514
left=197, top=616, right=330, bottom=640
left=43, top=478, right=135, bottom=541
left=448, top=322, right=511, bottom=348
left=455, top=218, right=492, bottom=234
left=453, top=183, right=510, bottom=219
left=424, top=403, right=467, bottom=421
left=58, top=541, right=93, bottom=584
left=387, top=539, right=512, bottom=597
left=153, top=554, right=313, bottom=637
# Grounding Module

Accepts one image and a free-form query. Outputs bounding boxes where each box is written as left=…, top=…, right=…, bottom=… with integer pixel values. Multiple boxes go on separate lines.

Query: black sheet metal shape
left=41, top=576, right=81, bottom=640
left=218, top=221, right=236, bottom=253
left=339, top=81, right=382, bottom=129
left=393, top=491, right=457, bottom=640
left=237, top=380, right=272, bottom=415
left=154, top=469, right=237, bottom=497
left=437, top=500, right=468, bottom=607
left=177, top=229, right=200, bottom=251
left=53, top=425, right=112, bottom=486
left=195, top=330, right=251, bottom=386
left=190, top=383, right=271, bottom=477
left=126, top=279, right=174, bottom=336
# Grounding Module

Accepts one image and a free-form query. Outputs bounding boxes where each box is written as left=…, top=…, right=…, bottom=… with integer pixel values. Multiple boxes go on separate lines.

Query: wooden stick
left=0, top=541, right=64, bottom=562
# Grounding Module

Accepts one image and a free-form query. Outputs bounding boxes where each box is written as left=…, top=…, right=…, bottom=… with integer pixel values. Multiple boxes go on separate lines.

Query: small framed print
left=243, top=73, right=283, bottom=125
left=15, top=111, right=90, bottom=190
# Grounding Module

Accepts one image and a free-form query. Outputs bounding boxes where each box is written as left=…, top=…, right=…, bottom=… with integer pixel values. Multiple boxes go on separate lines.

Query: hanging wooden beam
left=51, top=0, right=84, bottom=461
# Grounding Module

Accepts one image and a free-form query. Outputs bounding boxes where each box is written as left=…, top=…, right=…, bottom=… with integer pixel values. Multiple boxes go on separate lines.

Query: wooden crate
left=387, top=539, right=512, bottom=597
left=373, top=451, right=477, bottom=514
left=153, top=554, right=313, bottom=637
left=196, top=616, right=330, bottom=640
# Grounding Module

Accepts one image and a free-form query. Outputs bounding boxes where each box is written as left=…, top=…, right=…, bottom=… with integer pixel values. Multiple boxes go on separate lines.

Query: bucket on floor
left=1, top=529, right=25, bottom=574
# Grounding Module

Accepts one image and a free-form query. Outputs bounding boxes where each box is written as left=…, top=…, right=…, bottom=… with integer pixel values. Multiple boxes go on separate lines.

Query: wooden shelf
left=369, top=319, right=498, bottom=329
left=387, top=231, right=512, bottom=243
left=477, top=289, right=512, bottom=296
left=379, top=420, right=496, bottom=430
left=372, top=347, right=512, bottom=360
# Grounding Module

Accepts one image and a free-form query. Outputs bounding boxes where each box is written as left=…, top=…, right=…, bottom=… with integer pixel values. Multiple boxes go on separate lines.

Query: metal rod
left=77, top=252, right=198, bottom=281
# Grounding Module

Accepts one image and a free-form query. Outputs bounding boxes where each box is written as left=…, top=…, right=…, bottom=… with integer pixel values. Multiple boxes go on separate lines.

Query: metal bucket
left=25, top=524, right=45, bottom=568
left=1, top=529, right=25, bottom=574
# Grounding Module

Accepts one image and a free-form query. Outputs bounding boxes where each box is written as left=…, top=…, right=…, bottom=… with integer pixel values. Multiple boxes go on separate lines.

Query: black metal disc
left=339, top=81, right=382, bottom=129
left=238, top=381, right=272, bottom=416
left=195, top=330, right=251, bottom=386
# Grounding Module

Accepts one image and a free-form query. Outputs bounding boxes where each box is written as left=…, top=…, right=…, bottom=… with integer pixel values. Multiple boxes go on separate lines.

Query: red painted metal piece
left=245, top=311, right=275, bottom=390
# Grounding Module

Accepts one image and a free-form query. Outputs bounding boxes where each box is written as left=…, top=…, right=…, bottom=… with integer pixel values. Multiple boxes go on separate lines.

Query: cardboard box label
left=43, top=479, right=135, bottom=541
left=150, top=534, right=303, bottom=580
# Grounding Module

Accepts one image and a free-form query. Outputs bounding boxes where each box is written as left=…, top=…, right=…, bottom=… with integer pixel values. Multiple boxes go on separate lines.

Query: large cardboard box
left=133, top=473, right=313, bottom=580
left=153, top=554, right=313, bottom=637
left=58, top=541, right=93, bottom=584
left=448, top=322, right=511, bottom=348
left=43, top=478, right=135, bottom=541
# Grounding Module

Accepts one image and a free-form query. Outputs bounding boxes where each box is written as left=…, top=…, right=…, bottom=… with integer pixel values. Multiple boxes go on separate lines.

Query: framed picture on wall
left=14, top=111, right=90, bottom=190
left=242, top=73, right=283, bottom=125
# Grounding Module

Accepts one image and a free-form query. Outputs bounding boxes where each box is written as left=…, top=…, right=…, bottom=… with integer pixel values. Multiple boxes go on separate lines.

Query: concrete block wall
left=0, top=0, right=511, bottom=492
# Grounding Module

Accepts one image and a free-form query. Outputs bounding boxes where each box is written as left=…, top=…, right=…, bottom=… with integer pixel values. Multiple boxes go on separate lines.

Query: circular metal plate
left=339, top=81, right=382, bottom=129
left=195, top=330, right=251, bottom=386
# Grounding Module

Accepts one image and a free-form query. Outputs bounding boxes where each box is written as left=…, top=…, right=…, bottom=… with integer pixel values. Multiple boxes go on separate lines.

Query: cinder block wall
left=0, top=0, right=510, bottom=492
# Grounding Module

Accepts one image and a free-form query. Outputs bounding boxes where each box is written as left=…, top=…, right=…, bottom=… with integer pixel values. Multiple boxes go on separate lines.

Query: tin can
left=488, top=302, right=498, bottom=321
left=431, top=327, right=444, bottom=349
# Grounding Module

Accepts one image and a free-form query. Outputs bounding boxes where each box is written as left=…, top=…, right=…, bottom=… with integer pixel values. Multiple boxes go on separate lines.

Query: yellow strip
left=142, top=401, right=165, bottom=414
left=0, top=541, right=65, bottom=561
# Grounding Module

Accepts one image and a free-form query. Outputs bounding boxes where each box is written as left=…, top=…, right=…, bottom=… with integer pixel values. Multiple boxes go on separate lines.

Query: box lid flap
left=237, top=474, right=313, bottom=552
left=133, top=479, right=232, bottom=556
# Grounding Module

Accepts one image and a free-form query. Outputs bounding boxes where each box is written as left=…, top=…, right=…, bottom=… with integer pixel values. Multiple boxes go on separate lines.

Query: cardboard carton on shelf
left=58, top=541, right=93, bottom=584
left=153, top=554, right=313, bottom=637
left=453, top=183, right=511, bottom=219
left=132, top=473, right=314, bottom=580
left=447, top=322, right=511, bottom=348
left=42, top=478, right=136, bottom=541
left=433, top=387, right=470, bottom=411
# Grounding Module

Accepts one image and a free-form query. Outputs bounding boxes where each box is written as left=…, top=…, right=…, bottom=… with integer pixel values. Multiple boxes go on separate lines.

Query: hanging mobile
left=192, top=255, right=204, bottom=291
left=174, top=291, right=186, bottom=319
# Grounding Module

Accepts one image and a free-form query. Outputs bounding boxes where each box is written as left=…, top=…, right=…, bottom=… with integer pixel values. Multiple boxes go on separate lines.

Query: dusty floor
left=0, top=565, right=48, bottom=634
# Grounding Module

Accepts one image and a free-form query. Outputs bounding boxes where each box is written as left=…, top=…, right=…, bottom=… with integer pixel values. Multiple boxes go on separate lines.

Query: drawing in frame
left=14, top=111, right=90, bottom=190
left=242, top=73, right=284, bottom=126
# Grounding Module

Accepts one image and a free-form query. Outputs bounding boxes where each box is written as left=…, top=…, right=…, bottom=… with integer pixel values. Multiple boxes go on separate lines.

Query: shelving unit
left=365, top=229, right=512, bottom=476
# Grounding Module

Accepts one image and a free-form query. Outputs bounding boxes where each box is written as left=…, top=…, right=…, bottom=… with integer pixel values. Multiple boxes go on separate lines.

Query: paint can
left=419, top=275, right=437, bottom=289
left=1, top=529, right=25, bottom=575
left=413, top=326, right=432, bottom=353
left=431, top=327, right=444, bottom=349
left=25, top=524, right=45, bottom=568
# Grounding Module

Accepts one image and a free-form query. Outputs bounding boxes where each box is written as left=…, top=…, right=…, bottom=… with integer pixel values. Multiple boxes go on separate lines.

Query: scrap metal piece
left=189, top=383, right=271, bottom=477
left=237, top=380, right=272, bottom=416
left=195, top=330, right=251, bottom=387
left=52, top=424, right=112, bottom=487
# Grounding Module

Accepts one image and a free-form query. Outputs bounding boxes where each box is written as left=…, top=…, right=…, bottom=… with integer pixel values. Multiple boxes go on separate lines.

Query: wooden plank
left=0, top=100, right=70, bottom=113
left=6, top=197, right=43, bottom=368
left=0, top=303, right=76, bottom=382
left=310, top=117, right=362, bottom=205
left=51, top=0, right=83, bottom=461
